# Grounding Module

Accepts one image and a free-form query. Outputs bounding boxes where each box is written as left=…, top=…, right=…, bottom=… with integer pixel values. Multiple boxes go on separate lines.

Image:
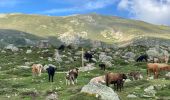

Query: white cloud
left=118, top=0, right=170, bottom=25
left=42, top=0, right=116, bottom=14
left=0, top=0, right=20, bottom=7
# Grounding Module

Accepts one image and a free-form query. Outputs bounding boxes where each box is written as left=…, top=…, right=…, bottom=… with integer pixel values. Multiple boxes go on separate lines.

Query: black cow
left=46, top=66, right=56, bottom=82
left=58, top=45, right=65, bottom=51
left=136, top=54, right=148, bottom=62
left=99, top=63, right=106, bottom=71
left=84, top=52, right=93, bottom=62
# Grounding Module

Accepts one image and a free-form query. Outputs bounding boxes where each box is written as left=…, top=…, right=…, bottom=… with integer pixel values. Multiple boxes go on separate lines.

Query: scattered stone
left=165, top=72, right=170, bottom=79
left=127, top=94, right=137, bottom=98
left=79, top=63, right=96, bottom=72
left=92, top=58, right=97, bottom=62
left=26, top=50, right=32, bottom=54
left=144, top=85, right=156, bottom=97
left=122, top=52, right=136, bottom=61
left=5, top=44, right=19, bottom=52
left=46, top=93, right=59, bottom=100
left=48, top=57, right=53, bottom=62
left=18, top=66, right=30, bottom=69
left=125, top=79, right=131, bottom=83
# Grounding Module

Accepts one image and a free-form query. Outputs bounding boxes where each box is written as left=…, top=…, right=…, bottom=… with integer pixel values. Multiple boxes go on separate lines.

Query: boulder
left=26, top=50, right=32, bottom=54
left=54, top=50, right=62, bottom=62
left=81, top=82, right=119, bottom=100
left=144, top=85, right=156, bottom=97
left=127, top=94, right=137, bottom=98
left=18, top=66, right=30, bottom=69
left=122, top=52, right=136, bottom=61
left=46, top=92, right=58, bottom=100
left=165, top=72, right=170, bottom=78
left=5, top=44, right=19, bottom=52
left=99, top=52, right=113, bottom=63
left=79, top=63, right=96, bottom=72
left=92, top=58, right=97, bottom=62
left=48, top=57, right=53, bottom=62
left=146, top=47, right=169, bottom=61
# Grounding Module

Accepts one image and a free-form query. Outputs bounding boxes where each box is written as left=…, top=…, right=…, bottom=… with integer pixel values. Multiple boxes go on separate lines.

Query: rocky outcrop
left=81, top=82, right=119, bottom=100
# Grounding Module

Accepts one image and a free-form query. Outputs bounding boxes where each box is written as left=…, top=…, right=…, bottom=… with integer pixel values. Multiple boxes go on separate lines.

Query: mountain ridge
left=0, top=13, right=170, bottom=47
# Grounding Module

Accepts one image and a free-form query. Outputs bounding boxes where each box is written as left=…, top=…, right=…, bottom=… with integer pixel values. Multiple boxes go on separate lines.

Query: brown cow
left=105, top=72, right=127, bottom=91
left=32, top=64, right=43, bottom=77
left=147, top=63, right=170, bottom=79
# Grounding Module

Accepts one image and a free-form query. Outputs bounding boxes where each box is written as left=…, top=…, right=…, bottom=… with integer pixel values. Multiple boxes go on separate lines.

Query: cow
left=32, top=64, right=43, bottom=77
left=46, top=66, right=56, bottom=82
left=65, top=68, right=79, bottom=85
left=136, top=54, right=148, bottom=62
left=99, top=63, right=106, bottom=71
left=105, top=72, right=127, bottom=91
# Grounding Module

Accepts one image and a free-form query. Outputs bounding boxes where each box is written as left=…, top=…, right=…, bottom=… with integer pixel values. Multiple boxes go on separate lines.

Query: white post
left=82, top=48, right=84, bottom=67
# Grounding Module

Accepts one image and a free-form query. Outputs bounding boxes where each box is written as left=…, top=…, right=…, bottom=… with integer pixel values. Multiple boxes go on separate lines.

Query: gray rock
left=81, top=82, right=119, bottom=100
left=48, top=57, right=53, bottom=62
left=125, top=79, right=131, bottom=83
left=26, top=50, right=32, bottom=54
left=127, top=94, right=137, bottom=98
left=165, top=72, right=170, bottom=78
left=92, top=58, right=97, bottom=62
left=123, top=52, right=136, bottom=61
left=79, top=63, right=96, bottom=72
left=144, top=86, right=156, bottom=97
left=5, top=44, right=19, bottom=52
left=46, top=93, right=58, bottom=100
left=18, top=66, right=30, bottom=69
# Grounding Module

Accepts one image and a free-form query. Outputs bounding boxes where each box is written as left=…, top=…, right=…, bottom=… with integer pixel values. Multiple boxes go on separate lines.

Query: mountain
left=0, top=13, right=170, bottom=47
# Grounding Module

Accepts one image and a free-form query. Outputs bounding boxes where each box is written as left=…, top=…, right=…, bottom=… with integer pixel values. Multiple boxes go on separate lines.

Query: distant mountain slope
left=0, top=13, right=170, bottom=47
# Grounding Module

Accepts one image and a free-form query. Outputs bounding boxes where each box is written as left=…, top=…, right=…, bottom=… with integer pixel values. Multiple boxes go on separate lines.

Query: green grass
left=0, top=46, right=170, bottom=100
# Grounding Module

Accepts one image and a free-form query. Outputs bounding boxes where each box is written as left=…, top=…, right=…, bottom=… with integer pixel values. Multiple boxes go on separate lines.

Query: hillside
left=0, top=13, right=170, bottom=47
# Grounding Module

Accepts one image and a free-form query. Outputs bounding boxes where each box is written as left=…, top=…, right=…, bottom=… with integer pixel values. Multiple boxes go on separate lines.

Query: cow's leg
left=72, top=80, right=75, bottom=85
left=52, top=75, right=54, bottom=82
left=65, top=79, right=67, bottom=85
left=48, top=74, right=50, bottom=82
left=38, top=69, right=41, bottom=76
left=75, top=79, right=77, bottom=84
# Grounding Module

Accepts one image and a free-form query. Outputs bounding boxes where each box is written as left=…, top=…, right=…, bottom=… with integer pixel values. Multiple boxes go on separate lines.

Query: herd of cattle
left=31, top=51, right=170, bottom=92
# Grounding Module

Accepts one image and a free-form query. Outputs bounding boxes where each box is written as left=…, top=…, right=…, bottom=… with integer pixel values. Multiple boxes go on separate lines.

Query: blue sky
left=0, top=0, right=170, bottom=26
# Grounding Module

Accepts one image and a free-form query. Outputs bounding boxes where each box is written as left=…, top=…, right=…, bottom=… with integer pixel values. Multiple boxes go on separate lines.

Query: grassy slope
left=0, top=46, right=170, bottom=100
left=0, top=13, right=170, bottom=46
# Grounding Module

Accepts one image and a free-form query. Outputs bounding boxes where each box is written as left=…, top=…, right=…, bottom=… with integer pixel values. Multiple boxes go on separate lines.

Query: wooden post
left=82, top=48, right=84, bottom=67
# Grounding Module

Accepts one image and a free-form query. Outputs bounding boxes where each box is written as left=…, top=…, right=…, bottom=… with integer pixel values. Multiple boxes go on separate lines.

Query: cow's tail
left=106, top=73, right=109, bottom=86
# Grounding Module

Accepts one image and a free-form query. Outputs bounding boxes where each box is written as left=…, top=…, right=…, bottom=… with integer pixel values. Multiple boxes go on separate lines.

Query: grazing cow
left=90, top=75, right=105, bottom=84
left=128, top=71, right=143, bottom=80
left=32, top=64, right=43, bottom=77
left=147, top=63, right=170, bottom=79
left=58, top=45, right=65, bottom=51
left=84, top=52, right=93, bottom=62
left=136, top=54, right=148, bottom=62
left=99, top=63, right=106, bottom=71
left=66, top=68, right=79, bottom=85
left=105, top=72, right=127, bottom=91
left=46, top=66, right=56, bottom=82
